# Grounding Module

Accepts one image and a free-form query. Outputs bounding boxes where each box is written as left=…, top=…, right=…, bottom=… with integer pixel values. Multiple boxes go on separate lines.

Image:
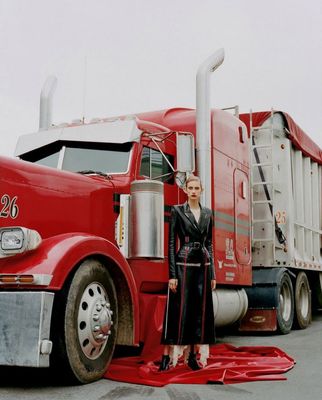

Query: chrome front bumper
left=0, top=291, right=54, bottom=367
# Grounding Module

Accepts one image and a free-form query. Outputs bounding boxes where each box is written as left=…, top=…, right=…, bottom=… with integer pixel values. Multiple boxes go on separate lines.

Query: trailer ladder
left=250, top=111, right=286, bottom=265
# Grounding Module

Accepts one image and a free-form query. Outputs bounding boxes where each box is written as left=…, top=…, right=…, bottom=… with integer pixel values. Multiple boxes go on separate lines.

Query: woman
left=159, top=175, right=216, bottom=371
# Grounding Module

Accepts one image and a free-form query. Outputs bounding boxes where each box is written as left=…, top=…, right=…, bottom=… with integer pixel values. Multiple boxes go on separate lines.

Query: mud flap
left=239, top=268, right=288, bottom=332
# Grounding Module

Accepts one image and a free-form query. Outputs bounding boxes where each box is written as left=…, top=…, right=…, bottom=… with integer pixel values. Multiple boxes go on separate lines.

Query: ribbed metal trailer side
left=291, top=147, right=322, bottom=268
left=240, top=111, right=322, bottom=333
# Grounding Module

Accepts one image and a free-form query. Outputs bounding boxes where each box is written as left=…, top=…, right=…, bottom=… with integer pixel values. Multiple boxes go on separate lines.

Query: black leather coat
left=161, top=202, right=216, bottom=345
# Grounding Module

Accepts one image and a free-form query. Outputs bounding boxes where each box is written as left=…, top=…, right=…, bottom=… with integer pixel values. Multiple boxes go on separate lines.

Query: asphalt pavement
left=0, top=311, right=321, bottom=400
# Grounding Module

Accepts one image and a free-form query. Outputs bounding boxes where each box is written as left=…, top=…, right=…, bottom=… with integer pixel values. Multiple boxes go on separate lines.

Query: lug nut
left=96, top=304, right=102, bottom=311
left=94, top=325, right=100, bottom=332
left=93, top=314, right=99, bottom=321
left=101, top=300, right=106, bottom=306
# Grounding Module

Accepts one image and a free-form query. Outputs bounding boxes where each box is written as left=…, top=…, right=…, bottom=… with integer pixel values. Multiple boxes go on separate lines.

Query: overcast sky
left=0, top=0, right=321, bottom=157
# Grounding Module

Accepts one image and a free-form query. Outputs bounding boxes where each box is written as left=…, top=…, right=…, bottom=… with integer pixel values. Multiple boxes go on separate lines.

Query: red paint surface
left=138, top=108, right=252, bottom=287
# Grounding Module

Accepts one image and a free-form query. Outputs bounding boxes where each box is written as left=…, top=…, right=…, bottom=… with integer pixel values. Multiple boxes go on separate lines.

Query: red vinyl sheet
left=105, top=343, right=295, bottom=387
left=105, top=296, right=295, bottom=387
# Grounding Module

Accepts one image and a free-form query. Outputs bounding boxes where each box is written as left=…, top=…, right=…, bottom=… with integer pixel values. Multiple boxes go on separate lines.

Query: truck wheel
left=277, top=272, right=294, bottom=334
left=294, top=272, right=311, bottom=329
left=51, top=259, right=117, bottom=384
left=312, top=272, right=322, bottom=309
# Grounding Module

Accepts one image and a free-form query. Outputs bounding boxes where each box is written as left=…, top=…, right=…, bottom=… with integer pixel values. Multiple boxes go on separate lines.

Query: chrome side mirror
left=177, top=132, right=195, bottom=174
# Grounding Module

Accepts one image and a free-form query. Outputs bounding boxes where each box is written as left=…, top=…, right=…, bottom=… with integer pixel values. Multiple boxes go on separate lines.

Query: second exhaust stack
left=196, top=48, right=225, bottom=208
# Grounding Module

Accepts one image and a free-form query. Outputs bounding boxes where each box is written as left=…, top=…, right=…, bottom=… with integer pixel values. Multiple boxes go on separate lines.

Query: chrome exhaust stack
left=39, top=75, right=57, bottom=130
left=196, top=48, right=225, bottom=207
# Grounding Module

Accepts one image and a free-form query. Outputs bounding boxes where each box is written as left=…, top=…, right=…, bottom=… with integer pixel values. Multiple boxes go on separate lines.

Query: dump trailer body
left=240, top=111, right=322, bottom=271
left=239, top=111, right=322, bottom=332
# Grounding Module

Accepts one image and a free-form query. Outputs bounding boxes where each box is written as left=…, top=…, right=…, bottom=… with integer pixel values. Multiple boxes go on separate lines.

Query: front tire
left=51, top=259, right=118, bottom=384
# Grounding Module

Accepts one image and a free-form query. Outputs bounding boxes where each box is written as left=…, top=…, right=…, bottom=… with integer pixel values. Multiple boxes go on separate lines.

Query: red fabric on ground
left=104, top=295, right=295, bottom=386
left=105, top=343, right=294, bottom=386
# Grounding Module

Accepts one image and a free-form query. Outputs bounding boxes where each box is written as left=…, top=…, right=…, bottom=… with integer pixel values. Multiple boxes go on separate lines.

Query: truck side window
left=140, top=147, right=174, bottom=184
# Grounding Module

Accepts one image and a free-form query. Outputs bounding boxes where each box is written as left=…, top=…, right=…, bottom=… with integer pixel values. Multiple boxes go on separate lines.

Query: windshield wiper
left=77, top=170, right=111, bottom=178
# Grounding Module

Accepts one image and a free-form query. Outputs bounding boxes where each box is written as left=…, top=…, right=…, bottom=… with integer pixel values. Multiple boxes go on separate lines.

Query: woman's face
left=184, top=180, right=202, bottom=201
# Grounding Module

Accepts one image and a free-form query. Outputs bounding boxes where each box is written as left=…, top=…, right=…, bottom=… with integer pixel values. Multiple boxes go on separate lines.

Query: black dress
left=161, top=202, right=216, bottom=345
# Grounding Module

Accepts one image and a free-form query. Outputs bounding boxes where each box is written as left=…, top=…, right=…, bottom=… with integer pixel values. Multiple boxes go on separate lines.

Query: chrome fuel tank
left=129, top=180, right=164, bottom=258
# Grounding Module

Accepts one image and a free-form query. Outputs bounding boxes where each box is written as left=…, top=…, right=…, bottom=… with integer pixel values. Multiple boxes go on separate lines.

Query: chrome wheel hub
left=77, top=282, right=113, bottom=360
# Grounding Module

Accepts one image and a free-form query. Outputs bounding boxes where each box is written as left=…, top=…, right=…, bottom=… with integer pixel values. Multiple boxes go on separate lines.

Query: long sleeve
left=205, top=212, right=216, bottom=280
left=168, top=206, right=178, bottom=279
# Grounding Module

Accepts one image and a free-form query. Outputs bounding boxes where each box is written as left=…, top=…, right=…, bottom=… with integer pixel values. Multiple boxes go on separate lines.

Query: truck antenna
left=82, top=56, right=87, bottom=124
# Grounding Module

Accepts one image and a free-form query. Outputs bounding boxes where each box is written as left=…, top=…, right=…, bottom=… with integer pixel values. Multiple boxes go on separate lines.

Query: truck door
left=234, top=168, right=251, bottom=264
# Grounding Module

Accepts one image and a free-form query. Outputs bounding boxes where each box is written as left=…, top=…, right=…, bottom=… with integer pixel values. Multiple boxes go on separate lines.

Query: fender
left=244, top=267, right=289, bottom=308
left=1, top=232, right=140, bottom=342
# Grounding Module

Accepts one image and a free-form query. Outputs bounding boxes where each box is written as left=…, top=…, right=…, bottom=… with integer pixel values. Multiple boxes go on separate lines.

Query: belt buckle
left=193, top=242, right=200, bottom=249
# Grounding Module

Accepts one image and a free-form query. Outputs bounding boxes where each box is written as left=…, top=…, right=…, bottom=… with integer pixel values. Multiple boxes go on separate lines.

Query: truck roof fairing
left=15, top=119, right=141, bottom=157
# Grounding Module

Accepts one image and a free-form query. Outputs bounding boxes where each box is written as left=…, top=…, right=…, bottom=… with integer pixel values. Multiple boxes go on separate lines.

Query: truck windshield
left=21, top=142, right=132, bottom=174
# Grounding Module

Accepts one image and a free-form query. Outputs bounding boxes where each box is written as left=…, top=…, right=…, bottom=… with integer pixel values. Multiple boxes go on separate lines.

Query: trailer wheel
left=294, top=272, right=311, bottom=329
left=51, top=259, right=117, bottom=384
left=312, top=272, right=322, bottom=309
left=277, top=272, right=294, bottom=334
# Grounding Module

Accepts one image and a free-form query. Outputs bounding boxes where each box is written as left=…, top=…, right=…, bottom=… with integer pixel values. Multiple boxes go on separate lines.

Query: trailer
left=0, top=49, right=321, bottom=383
left=239, top=110, right=322, bottom=332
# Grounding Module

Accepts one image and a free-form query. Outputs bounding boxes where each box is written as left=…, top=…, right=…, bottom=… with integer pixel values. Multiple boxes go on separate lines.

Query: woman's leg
left=187, top=344, right=202, bottom=370
left=159, top=345, right=171, bottom=371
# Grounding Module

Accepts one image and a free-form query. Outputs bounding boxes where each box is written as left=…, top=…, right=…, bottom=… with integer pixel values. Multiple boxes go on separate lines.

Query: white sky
left=0, top=0, right=321, bottom=157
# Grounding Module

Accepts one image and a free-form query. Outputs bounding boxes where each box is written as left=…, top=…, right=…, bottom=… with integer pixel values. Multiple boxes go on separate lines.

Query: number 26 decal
left=275, top=210, right=286, bottom=224
left=0, top=194, right=19, bottom=219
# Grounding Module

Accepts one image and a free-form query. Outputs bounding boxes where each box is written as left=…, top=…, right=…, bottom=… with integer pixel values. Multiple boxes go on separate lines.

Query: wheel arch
left=55, top=236, right=139, bottom=347
left=13, top=233, right=140, bottom=346
left=92, top=253, right=138, bottom=346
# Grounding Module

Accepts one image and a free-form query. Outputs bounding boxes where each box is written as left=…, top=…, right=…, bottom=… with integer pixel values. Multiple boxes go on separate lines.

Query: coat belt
left=176, top=262, right=211, bottom=267
left=184, top=241, right=204, bottom=249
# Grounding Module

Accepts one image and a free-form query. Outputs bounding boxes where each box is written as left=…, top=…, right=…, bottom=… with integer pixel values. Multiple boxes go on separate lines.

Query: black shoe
left=158, top=355, right=170, bottom=371
left=187, top=352, right=201, bottom=370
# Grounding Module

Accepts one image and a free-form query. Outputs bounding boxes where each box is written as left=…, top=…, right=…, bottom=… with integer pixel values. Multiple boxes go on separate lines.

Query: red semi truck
left=0, top=49, right=321, bottom=383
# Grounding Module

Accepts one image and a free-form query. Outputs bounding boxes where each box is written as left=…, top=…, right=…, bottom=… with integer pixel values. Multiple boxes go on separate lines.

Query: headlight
left=0, top=227, right=42, bottom=258
left=1, top=230, right=24, bottom=250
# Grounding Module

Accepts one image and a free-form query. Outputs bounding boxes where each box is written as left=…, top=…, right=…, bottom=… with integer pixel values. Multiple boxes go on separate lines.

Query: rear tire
left=294, top=271, right=311, bottom=329
left=276, top=272, right=294, bottom=334
left=51, top=259, right=118, bottom=384
left=312, top=272, right=322, bottom=310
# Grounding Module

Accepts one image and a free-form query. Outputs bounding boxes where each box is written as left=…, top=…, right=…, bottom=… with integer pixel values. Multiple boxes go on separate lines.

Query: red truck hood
left=0, top=156, right=117, bottom=241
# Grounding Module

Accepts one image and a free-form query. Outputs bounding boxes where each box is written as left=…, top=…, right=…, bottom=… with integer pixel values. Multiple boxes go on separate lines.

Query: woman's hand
left=169, top=278, right=178, bottom=293
left=211, top=279, right=216, bottom=290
